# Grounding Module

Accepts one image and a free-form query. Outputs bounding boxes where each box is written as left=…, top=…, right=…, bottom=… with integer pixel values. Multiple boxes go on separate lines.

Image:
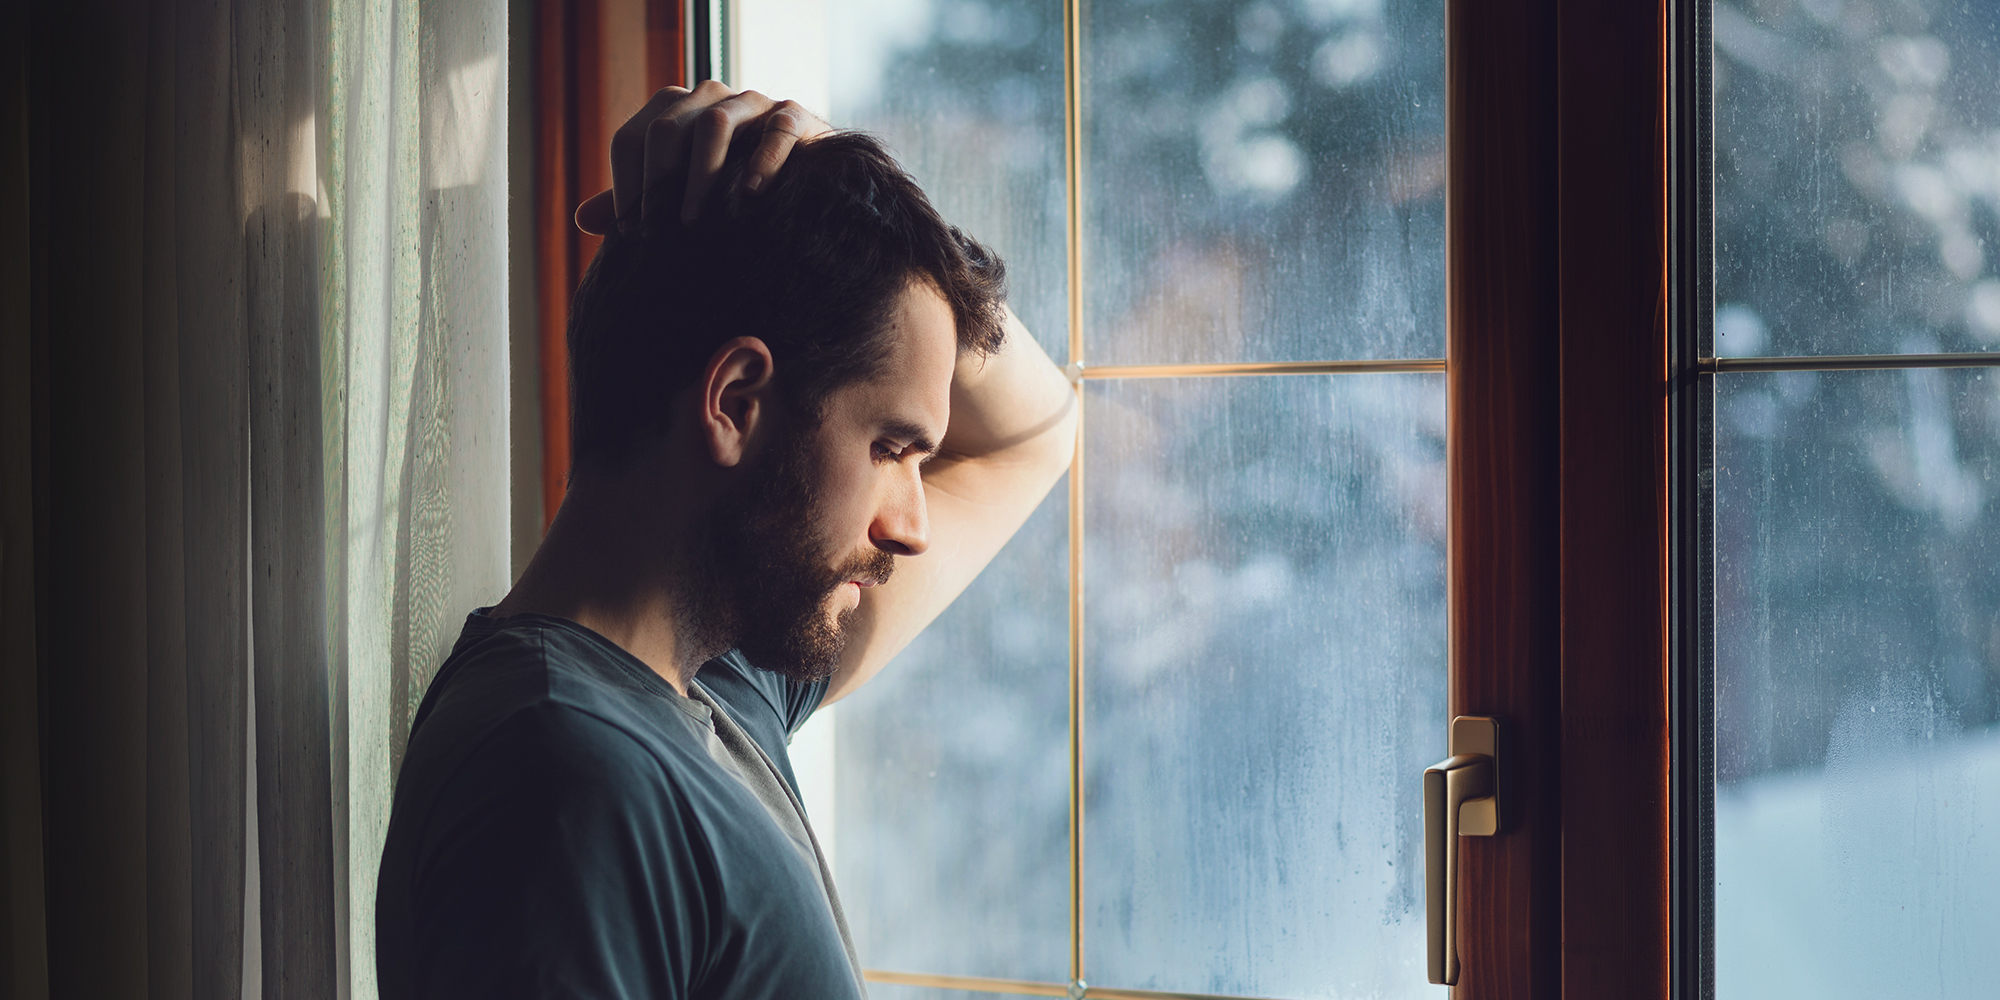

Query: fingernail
left=744, top=173, right=765, bottom=194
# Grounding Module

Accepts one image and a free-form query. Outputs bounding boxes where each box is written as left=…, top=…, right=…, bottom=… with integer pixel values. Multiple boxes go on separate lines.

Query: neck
left=491, top=473, right=720, bottom=695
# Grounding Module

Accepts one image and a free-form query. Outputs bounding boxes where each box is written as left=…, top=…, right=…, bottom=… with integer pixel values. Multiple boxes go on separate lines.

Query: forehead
left=828, top=281, right=957, bottom=426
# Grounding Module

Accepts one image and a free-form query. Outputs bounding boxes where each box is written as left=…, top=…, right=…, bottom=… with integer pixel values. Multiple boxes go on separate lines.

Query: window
left=729, top=0, right=1451, bottom=996
left=1701, top=1, right=2000, bottom=996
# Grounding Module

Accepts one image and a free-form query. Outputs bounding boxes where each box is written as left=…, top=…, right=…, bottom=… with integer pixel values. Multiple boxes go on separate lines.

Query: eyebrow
left=881, top=420, right=941, bottom=458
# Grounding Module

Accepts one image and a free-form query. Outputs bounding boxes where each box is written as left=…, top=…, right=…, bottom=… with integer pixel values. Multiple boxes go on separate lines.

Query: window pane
left=833, top=494, right=1070, bottom=983
left=1715, top=1, right=2000, bottom=358
left=825, top=0, right=1070, bottom=359
left=1714, top=368, right=2000, bottom=997
left=1082, top=375, right=1447, bottom=998
left=864, top=985, right=1028, bottom=1000
left=1082, top=0, right=1445, bottom=365
left=742, top=1, right=1073, bottom=981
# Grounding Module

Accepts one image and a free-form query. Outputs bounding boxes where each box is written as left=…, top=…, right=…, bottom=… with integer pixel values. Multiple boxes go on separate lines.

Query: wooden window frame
left=1448, top=0, right=1673, bottom=995
left=525, top=0, right=1683, bottom=995
left=532, top=0, right=688, bottom=531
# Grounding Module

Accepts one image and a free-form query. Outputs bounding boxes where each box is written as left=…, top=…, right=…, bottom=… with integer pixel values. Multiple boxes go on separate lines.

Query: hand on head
left=573, top=81, right=834, bottom=239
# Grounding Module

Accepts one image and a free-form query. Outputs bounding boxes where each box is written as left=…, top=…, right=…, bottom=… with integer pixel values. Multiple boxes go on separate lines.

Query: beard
left=681, top=426, right=897, bottom=683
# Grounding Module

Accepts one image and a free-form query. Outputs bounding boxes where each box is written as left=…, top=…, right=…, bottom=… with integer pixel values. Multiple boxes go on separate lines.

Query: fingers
left=740, top=101, right=832, bottom=196
left=585, top=81, right=833, bottom=237
left=679, top=90, right=780, bottom=224
left=609, top=85, right=700, bottom=230
left=638, top=82, right=750, bottom=235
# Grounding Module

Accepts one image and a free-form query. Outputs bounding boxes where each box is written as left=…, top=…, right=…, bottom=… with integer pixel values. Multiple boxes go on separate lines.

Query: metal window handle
left=1425, top=716, right=1502, bottom=986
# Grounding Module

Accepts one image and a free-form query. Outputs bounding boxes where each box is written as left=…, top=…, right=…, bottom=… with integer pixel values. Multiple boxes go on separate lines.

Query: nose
left=869, top=462, right=930, bottom=557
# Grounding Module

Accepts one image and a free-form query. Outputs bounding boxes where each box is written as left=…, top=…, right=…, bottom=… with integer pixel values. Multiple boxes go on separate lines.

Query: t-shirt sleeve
left=404, top=704, right=713, bottom=1000
left=698, top=651, right=828, bottom=738
left=780, top=673, right=828, bottom=736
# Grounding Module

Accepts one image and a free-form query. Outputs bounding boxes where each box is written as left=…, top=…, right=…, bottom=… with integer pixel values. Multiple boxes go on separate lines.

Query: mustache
left=830, top=547, right=897, bottom=589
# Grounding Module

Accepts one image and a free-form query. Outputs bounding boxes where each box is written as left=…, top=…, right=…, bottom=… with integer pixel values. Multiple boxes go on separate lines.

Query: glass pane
left=737, top=1, right=1072, bottom=981
left=833, top=493, right=1070, bottom=983
left=1715, top=0, right=2000, bottom=358
left=1082, top=0, right=1446, bottom=365
left=1083, top=375, right=1447, bottom=998
left=824, top=0, right=1070, bottom=359
left=1714, top=368, right=2000, bottom=998
left=865, top=985, right=1030, bottom=1000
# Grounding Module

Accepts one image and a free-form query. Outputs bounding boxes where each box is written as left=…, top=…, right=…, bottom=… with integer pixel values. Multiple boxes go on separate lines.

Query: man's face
left=702, top=280, right=958, bottom=681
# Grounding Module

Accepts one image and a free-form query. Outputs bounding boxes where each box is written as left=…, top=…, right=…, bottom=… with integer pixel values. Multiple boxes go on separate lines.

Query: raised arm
left=579, top=86, right=1076, bottom=701
left=822, top=307, right=1077, bottom=704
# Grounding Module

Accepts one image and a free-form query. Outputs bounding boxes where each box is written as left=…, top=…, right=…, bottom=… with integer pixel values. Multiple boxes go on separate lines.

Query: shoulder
left=450, top=702, right=719, bottom=871
left=386, top=676, right=728, bottom=936
left=491, top=699, right=674, bottom=786
left=379, top=703, right=721, bottom=1000
left=399, top=679, right=702, bottom=849
left=412, top=614, right=683, bottom=752
left=397, top=618, right=721, bottom=849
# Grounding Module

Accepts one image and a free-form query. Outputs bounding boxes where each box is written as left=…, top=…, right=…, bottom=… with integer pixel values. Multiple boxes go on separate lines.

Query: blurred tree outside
left=1714, top=0, right=2000, bottom=785
left=824, top=0, right=1450, bottom=995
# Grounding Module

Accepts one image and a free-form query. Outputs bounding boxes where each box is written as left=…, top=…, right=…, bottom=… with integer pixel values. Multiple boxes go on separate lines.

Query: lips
left=831, top=549, right=895, bottom=593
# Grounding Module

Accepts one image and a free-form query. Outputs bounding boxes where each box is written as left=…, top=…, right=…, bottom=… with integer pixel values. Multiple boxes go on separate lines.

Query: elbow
left=1032, top=393, right=1080, bottom=491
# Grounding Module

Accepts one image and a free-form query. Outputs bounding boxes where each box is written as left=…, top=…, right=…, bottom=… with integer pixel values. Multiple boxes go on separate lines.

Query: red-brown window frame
left=525, top=0, right=1679, bottom=994
left=533, top=0, right=688, bottom=530
left=1447, top=0, right=1671, bottom=996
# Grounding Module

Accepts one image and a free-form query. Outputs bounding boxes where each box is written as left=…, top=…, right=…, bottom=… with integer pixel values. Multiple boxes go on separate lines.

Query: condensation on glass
left=1084, top=0, right=1445, bottom=365
left=1714, top=370, right=2000, bottom=998
left=822, top=0, right=1070, bottom=358
left=805, top=0, right=1071, bottom=983
left=1083, top=375, right=1446, bottom=998
left=1714, top=0, right=2000, bottom=358
left=863, top=985, right=1020, bottom=1000
left=832, top=494, right=1071, bottom=983
left=740, top=0, right=1451, bottom=995
left=1713, top=2, right=2000, bottom=997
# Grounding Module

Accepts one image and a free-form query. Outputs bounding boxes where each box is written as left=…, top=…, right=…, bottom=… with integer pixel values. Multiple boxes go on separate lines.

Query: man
left=375, top=83, right=1075, bottom=999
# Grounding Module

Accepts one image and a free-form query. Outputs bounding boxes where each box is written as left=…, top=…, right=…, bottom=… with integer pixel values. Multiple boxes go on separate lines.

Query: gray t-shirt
left=375, top=610, right=865, bottom=1000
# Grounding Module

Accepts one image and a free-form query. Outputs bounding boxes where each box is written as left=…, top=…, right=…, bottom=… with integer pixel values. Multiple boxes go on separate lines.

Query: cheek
left=815, top=460, right=879, bottom=541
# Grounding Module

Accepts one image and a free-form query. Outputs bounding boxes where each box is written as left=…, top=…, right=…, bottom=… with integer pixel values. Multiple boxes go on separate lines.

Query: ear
left=699, top=337, right=777, bottom=468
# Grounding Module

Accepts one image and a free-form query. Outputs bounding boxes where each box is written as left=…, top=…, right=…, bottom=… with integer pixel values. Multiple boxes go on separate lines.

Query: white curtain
left=315, top=0, right=511, bottom=993
left=6, top=0, right=511, bottom=996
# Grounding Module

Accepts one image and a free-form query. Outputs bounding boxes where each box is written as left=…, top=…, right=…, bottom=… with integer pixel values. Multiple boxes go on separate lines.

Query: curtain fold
left=142, top=6, right=198, bottom=1000
left=15, top=0, right=511, bottom=996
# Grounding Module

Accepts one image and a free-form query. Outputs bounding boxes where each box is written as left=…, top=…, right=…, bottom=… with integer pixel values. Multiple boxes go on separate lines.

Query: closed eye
left=874, top=422, right=941, bottom=465
left=874, top=440, right=931, bottom=464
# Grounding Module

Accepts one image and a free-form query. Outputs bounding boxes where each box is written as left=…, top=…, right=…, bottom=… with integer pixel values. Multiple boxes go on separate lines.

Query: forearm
left=936, top=306, right=1076, bottom=468
left=821, top=308, right=1076, bottom=704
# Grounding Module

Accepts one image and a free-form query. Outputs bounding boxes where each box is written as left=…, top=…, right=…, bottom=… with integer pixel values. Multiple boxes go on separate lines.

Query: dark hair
left=566, top=131, right=1008, bottom=472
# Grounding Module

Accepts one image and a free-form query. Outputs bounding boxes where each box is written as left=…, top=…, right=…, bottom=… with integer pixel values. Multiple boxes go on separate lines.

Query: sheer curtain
left=7, top=0, right=511, bottom=996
